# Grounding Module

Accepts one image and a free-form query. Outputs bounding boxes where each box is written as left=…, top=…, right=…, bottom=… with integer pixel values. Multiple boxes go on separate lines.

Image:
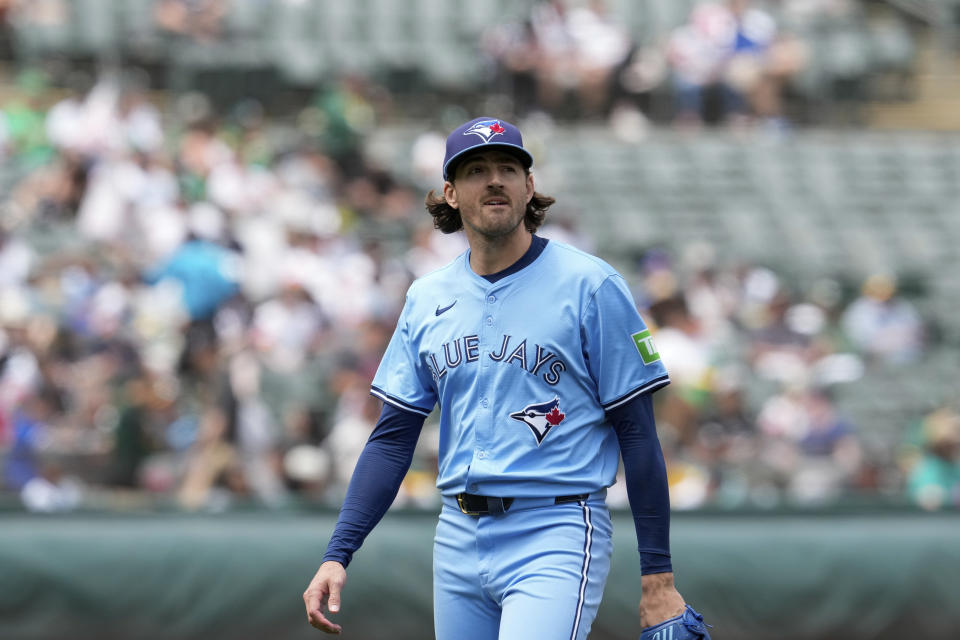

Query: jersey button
left=481, top=398, right=488, bottom=408
left=487, top=295, right=496, bottom=303
left=477, top=450, right=486, bottom=459
left=486, top=316, right=493, bottom=325
left=469, top=484, right=478, bottom=492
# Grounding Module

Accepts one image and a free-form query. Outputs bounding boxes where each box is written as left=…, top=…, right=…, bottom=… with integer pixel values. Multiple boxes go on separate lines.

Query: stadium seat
left=269, top=1, right=330, bottom=84
left=73, top=0, right=120, bottom=56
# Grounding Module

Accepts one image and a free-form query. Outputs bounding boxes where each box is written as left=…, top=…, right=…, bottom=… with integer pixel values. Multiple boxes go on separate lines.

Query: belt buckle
left=457, top=493, right=482, bottom=516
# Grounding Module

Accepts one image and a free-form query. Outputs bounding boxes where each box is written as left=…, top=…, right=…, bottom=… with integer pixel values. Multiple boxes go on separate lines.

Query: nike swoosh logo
left=435, top=301, right=457, bottom=316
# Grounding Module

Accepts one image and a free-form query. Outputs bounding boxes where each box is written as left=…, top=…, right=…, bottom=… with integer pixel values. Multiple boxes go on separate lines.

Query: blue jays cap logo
left=464, top=119, right=507, bottom=143
left=509, top=397, right=566, bottom=445
left=443, top=116, right=533, bottom=180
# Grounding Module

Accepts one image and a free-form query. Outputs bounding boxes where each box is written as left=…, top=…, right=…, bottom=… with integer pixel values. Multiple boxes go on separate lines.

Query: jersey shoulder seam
left=549, top=241, right=618, bottom=275
left=546, top=242, right=622, bottom=312
left=583, top=272, right=629, bottom=321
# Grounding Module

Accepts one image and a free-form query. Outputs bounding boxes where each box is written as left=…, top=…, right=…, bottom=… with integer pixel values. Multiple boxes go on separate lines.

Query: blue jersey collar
left=468, top=234, right=550, bottom=284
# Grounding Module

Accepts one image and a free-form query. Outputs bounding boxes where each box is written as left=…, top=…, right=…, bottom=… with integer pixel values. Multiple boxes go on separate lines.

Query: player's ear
left=525, top=171, right=535, bottom=204
left=443, top=181, right=459, bottom=209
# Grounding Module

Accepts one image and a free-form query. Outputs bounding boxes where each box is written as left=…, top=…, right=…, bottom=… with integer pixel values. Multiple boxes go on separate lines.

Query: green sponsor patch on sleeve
left=631, top=329, right=660, bottom=365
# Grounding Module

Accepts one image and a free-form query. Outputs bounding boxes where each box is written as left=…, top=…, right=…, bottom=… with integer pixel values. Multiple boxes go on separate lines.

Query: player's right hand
left=304, top=560, right=347, bottom=634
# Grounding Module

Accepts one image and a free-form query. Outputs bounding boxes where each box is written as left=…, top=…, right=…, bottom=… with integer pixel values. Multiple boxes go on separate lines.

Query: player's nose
left=485, top=182, right=508, bottom=200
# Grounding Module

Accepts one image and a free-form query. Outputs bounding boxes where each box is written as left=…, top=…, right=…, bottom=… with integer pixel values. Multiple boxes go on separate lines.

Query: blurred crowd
left=0, top=0, right=917, bottom=130
left=0, top=0, right=954, bottom=513
left=610, top=250, right=948, bottom=510
left=0, top=70, right=460, bottom=512
left=482, top=0, right=912, bottom=129
left=1, top=70, right=956, bottom=515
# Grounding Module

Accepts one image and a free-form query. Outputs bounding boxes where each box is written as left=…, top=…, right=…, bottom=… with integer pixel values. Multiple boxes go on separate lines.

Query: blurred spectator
left=154, top=0, right=228, bottom=43
left=700, top=378, right=756, bottom=457
left=44, top=73, right=95, bottom=153
left=746, top=286, right=817, bottom=383
left=650, top=296, right=714, bottom=396
left=177, top=406, right=238, bottom=511
left=486, top=0, right=632, bottom=119
left=20, top=461, right=82, bottom=511
left=667, top=2, right=737, bottom=124
left=0, top=230, right=33, bottom=288
left=682, top=256, right=738, bottom=341
left=251, top=283, right=322, bottom=374
left=10, top=151, right=87, bottom=225
left=529, top=0, right=575, bottom=115
left=482, top=18, right=541, bottom=117
left=908, top=408, right=960, bottom=511
left=107, top=374, right=173, bottom=488
left=564, top=0, right=632, bottom=118
left=221, top=349, right=288, bottom=506
left=1, top=70, right=53, bottom=166
left=667, top=0, right=806, bottom=127
left=146, top=233, right=241, bottom=322
left=3, top=392, right=54, bottom=490
left=46, top=73, right=164, bottom=162
left=842, top=274, right=925, bottom=365
left=757, top=385, right=862, bottom=504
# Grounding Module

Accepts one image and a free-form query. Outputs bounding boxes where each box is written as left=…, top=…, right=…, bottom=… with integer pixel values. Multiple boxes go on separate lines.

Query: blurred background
left=0, top=1, right=958, bottom=639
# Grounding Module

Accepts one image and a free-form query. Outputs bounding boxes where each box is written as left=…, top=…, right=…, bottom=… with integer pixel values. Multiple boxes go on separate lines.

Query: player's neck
left=467, top=229, right=533, bottom=276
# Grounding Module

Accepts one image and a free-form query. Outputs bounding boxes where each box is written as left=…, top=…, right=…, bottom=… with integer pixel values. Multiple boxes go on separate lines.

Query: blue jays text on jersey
left=370, top=239, right=669, bottom=499
left=427, top=333, right=568, bottom=386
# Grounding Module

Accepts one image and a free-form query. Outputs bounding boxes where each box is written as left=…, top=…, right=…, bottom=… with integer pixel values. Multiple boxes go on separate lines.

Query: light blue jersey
left=371, top=240, right=669, bottom=498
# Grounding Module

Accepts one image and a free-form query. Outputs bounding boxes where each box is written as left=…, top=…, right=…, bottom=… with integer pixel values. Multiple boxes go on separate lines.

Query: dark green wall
left=1, top=511, right=958, bottom=640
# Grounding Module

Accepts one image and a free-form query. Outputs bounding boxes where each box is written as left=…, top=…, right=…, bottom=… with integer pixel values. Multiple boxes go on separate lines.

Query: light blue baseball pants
left=433, top=492, right=613, bottom=640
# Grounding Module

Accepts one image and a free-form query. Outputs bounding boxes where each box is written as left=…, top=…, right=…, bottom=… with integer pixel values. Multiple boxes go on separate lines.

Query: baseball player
left=303, top=117, right=711, bottom=640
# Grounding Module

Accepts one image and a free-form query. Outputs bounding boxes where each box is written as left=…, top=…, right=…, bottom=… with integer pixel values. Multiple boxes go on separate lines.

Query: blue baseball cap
left=442, top=117, right=534, bottom=181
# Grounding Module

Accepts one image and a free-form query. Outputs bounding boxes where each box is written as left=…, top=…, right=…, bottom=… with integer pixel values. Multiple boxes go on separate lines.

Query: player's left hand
left=639, top=604, right=712, bottom=640
left=638, top=572, right=686, bottom=628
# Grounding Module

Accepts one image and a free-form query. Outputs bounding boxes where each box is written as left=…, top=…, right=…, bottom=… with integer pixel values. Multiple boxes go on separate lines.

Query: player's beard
left=460, top=197, right=527, bottom=241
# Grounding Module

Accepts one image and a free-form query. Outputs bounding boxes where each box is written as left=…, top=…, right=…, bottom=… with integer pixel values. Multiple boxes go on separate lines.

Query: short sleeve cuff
left=601, top=375, right=670, bottom=412
left=370, top=386, right=433, bottom=417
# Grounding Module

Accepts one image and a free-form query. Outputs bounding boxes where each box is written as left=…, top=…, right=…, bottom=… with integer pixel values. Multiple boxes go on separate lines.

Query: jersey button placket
left=478, top=289, right=498, bottom=456
left=481, top=288, right=496, bottom=367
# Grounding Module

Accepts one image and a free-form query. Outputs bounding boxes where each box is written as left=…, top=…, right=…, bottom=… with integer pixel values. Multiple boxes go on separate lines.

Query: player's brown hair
left=424, top=188, right=556, bottom=234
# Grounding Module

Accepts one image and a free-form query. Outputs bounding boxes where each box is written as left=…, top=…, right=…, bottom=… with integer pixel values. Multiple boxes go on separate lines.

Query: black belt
left=455, top=492, right=590, bottom=516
